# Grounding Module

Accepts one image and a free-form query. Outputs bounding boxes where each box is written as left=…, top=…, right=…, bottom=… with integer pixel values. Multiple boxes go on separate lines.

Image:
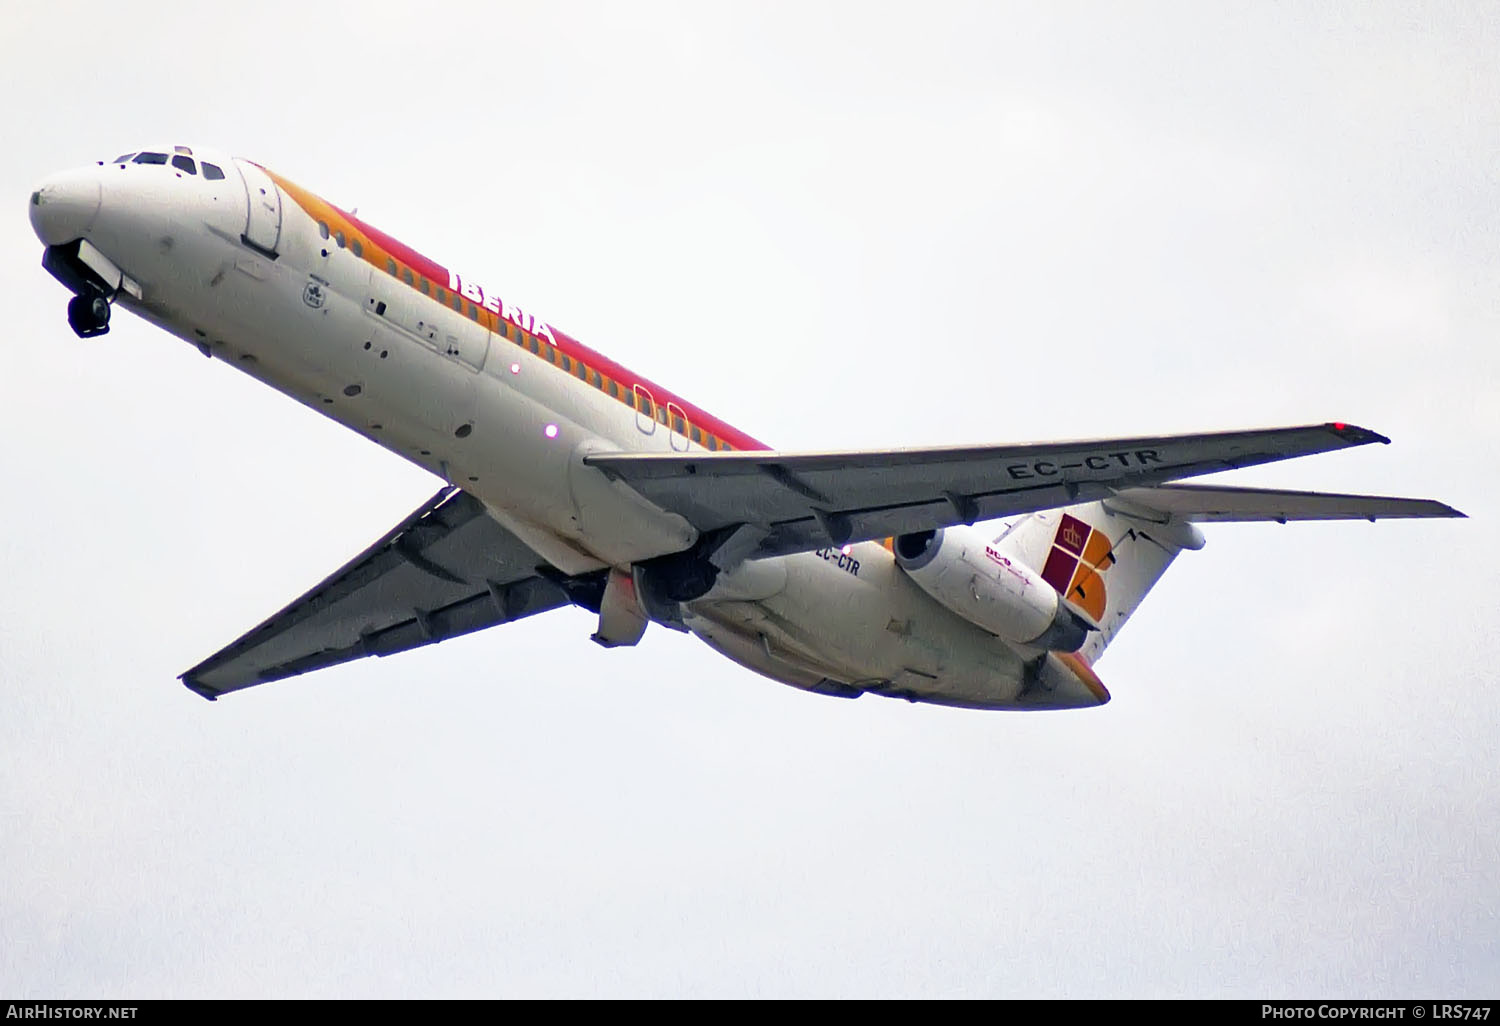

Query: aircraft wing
left=585, top=423, right=1396, bottom=560
left=1109, top=483, right=1464, bottom=522
left=180, top=487, right=575, bottom=700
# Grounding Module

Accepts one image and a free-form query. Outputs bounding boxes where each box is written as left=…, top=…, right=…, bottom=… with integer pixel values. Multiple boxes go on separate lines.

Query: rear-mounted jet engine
left=893, top=526, right=1093, bottom=652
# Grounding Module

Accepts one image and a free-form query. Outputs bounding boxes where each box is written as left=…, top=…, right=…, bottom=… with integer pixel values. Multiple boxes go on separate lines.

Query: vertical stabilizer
left=991, top=500, right=1204, bottom=663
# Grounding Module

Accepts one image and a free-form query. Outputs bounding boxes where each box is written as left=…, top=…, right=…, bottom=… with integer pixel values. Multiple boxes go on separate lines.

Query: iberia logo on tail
left=1039, top=514, right=1116, bottom=623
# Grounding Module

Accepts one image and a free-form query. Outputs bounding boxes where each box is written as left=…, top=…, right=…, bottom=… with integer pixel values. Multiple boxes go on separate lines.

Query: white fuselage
left=29, top=147, right=1106, bottom=710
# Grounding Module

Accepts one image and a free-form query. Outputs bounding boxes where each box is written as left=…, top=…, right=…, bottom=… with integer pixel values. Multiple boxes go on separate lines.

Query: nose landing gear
left=66, top=293, right=110, bottom=338
left=42, top=241, right=117, bottom=338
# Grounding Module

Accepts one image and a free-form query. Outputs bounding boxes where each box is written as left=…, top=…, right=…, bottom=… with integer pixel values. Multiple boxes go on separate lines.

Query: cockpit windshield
left=109, top=147, right=225, bottom=179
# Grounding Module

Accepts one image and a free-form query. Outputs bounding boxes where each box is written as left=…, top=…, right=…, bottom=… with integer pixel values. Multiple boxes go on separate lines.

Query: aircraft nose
left=29, top=169, right=102, bottom=246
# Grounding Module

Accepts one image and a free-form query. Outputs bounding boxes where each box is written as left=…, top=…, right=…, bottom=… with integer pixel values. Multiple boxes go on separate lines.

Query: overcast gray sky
left=2, top=1, right=1496, bottom=998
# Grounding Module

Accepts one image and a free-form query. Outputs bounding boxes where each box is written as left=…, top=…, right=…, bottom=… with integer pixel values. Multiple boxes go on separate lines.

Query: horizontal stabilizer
left=1109, top=484, right=1464, bottom=523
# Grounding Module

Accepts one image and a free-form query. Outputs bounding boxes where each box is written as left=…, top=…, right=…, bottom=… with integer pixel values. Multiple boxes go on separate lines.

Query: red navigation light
left=1333, top=422, right=1347, bottom=431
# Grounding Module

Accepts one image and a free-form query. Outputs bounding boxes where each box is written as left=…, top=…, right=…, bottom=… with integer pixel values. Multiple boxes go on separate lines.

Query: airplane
left=27, top=144, right=1464, bottom=710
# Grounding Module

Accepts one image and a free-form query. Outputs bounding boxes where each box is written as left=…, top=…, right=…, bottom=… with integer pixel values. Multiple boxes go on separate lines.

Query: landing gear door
left=234, top=159, right=282, bottom=258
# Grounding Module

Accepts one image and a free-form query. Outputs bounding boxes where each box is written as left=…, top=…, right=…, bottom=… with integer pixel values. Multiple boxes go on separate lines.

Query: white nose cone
left=29, top=170, right=102, bottom=246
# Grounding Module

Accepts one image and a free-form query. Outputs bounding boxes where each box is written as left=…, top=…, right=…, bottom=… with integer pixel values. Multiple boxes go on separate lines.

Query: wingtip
left=1327, top=422, right=1391, bottom=446
left=180, top=675, right=220, bottom=702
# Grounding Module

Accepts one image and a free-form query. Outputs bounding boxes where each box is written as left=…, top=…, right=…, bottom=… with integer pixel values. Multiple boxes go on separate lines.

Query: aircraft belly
left=114, top=223, right=1028, bottom=705
left=692, top=544, right=1032, bottom=708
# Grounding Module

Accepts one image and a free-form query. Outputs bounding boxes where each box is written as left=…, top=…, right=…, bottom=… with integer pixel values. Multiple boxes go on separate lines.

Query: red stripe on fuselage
left=264, top=165, right=769, bottom=453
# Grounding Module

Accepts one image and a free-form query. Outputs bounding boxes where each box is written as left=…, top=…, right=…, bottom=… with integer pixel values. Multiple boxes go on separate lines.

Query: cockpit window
left=171, top=155, right=197, bottom=175
left=111, top=153, right=136, bottom=164
left=133, top=152, right=169, bottom=165
left=201, top=162, right=225, bottom=180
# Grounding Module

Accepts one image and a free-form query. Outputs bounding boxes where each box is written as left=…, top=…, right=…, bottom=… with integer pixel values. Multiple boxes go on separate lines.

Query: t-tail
left=991, top=483, right=1463, bottom=665
left=991, top=500, right=1200, bottom=665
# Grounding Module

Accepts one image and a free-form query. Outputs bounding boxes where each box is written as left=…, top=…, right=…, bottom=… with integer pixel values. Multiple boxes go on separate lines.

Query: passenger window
left=402, top=267, right=413, bottom=285
left=560, top=355, right=572, bottom=372
left=421, top=279, right=430, bottom=296
left=387, top=258, right=398, bottom=276
left=351, top=239, right=364, bottom=258
left=133, top=152, right=168, bottom=165
left=451, top=294, right=462, bottom=312
left=608, top=380, right=618, bottom=398
left=636, top=395, right=649, bottom=415
left=201, top=162, right=225, bottom=180
left=707, top=437, right=718, bottom=451
left=435, top=288, right=445, bottom=303
left=528, top=336, right=539, bottom=354
left=691, top=426, right=701, bottom=443
left=673, top=415, right=685, bottom=433
left=171, top=155, right=197, bottom=174
left=334, top=230, right=346, bottom=248
left=658, top=407, right=668, bottom=425
left=576, top=363, right=587, bottom=381
left=318, top=221, right=330, bottom=240
left=468, top=303, right=479, bottom=321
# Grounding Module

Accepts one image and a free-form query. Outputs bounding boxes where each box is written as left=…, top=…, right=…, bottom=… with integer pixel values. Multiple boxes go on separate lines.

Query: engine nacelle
left=893, top=526, right=1090, bottom=651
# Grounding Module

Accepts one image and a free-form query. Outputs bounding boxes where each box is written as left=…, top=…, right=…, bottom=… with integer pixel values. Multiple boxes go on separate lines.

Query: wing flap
left=587, top=423, right=1392, bottom=558
left=181, top=487, right=570, bottom=699
left=1110, top=484, right=1465, bottom=523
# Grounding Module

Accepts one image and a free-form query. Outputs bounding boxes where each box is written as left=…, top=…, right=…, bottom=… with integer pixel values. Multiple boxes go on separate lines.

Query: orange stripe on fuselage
left=259, top=165, right=769, bottom=454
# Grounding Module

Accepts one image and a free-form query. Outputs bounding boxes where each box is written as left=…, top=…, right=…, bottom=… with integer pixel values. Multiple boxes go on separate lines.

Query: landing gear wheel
left=67, top=293, right=110, bottom=338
